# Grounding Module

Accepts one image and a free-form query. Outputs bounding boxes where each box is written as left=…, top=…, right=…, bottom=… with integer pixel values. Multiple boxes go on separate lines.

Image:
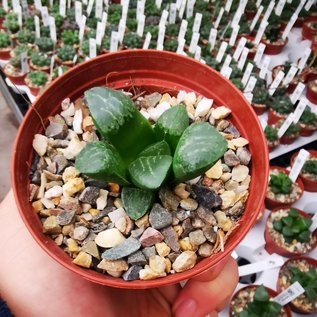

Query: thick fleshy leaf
left=173, top=122, right=227, bottom=182
left=121, top=187, right=155, bottom=220
left=85, top=87, right=156, bottom=164
left=138, top=140, right=171, bottom=157
left=75, top=141, right=129, bottom=185
left=154, top=104, right=189, bottom=153
left=128, top=155, right=172, bottom=190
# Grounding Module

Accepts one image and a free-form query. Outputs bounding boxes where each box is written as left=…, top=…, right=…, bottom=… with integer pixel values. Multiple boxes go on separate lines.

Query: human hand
left=0, top=191, right=238, bottom=317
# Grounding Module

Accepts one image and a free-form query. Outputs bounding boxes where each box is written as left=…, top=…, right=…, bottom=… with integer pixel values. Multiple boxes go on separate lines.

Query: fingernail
left=174, top=299, right=197, bottom=317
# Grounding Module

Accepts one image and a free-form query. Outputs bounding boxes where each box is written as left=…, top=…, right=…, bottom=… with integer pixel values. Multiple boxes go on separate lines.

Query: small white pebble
left=73, top=109, right=83, bottom=134
left=41, top=197, right=55, bottom=209
left=140, top=109, right=151, bottom=120
left=44, top=186, right=63, bottom=199
left=96, top=189, right=109, bottom=210
left=177, top=90, right=187, bottom=103
left=195, top=98, right=213, bottom=117
left=32, top=134, right=48, bottom=157
left=61, top=102, right=75, bottom=117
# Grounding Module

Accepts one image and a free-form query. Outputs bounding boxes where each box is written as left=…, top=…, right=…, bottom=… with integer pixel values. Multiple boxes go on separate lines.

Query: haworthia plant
left=76, top=87, right=229, bottom=219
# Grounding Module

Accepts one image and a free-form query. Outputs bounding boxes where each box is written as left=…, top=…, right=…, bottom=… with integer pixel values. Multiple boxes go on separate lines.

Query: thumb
left=172, top=256, right=238, bottom=317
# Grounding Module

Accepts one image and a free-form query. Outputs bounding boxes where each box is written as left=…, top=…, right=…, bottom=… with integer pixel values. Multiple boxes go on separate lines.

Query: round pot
left=245, top=10, right=256, bottom=20
left=291, top=150, right=317, bottom=192
left=302, top=18, right=317, bottom=40
left=265, top=166, right=304, bottom=210
left=12, top=50, right=269, bottom=289
left=268, top=139, right=280, bottom=152
left=229, top=284, right=293, bottom=317
left=0, top=47, right=11, bottom=60
left=265, top=208, right=317, bottom=257
left=299, top=122, right=317, bottom=137
left=0, top=17, right=4, bottom=29
left=307, top=79, right=317, bottom=104
left=277, top=256, right=317, bottom=314
left=3, top=63, right=26, bottom=85
left=252, top=103, right=267, bottom=115
left=280, top=132, right=300, bottom=145
left=268, top=108, right=287, bottom=125
left=261, top=38, right=288, bottom=55
left=55, top=56, right=75, bottom=67
left=29, top=60, right=51, bottom=73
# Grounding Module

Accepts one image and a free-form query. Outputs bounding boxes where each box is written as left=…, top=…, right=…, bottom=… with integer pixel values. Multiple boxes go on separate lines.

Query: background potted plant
left=25, top=70, right=49, bottom=95
left=307, top=79, right=317, bottom=104
left=252, top=88, right=269, bottom=115
left=0, top=32, right=12, bottom=60
left=3, top=56, right=27, bottom=85
left=277, top=121, right=300, bottom=145
left=277, top=256, right=317, bottom=314
left=55, top=45, right=77, bottom=66
left=29, top=52, right=51, bottom=73
left=268, top=96, right=294, bottom=125
left=3, top=13, right=20, bottom=36
left=264, top=125, right=280, bottom=151
left=61, top=29, right=80, bottom=47
left=261, top=24, right=288, bottom=55
left=16, top=29, right=35, bottom=46
left=265, top=207, right=316, bottom=257
left=0, top=7, right=6, bottom=29
left=302, top=20, right=317, bottom=41
left=298, top=107, right=317, bottom=136
left=265, top=166, right=304, bottom=210
left=35, top=37, right=54, bottom=54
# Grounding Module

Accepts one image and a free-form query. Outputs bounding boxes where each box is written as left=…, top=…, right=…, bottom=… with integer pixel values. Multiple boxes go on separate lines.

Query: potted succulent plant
left=229, top=284, right=292, bottom=317
left=307, top=79, right=317, bottom=104
left=0, top=32, right=12, bottom=60
left=276, top=121, right=300, bottom=145
left=61, top=30, right=80, bottom=47
left=25, top=70, right=49, bottom=95
left=16, top=29, right=35, bottom=45
left=245, top=1, right=257, bottom=20
left=122, top=32, right=142, bottom=49
left=30, top=52, right=51, bottom=73
left=302, top=20, right=317, bottom=41
left=264, top=125, right=280, bottom=151
left=252, top=88, right=269, bottom=115
left=3, top=12, right=19, bottom=35
left=51, top=65, right=70, bottom=81
left=298, top=107, right=317, bottom=136
left=3, top=56, right=27, bottom=85
left=268, top=96, right=294, bottom=125
left=35, top=37, right=54, bottom=54
left=265, top=207, right=316, bottom=257
left=101, top=38, right=110, bottom=54
left=261, top=24, right=288, bottom=55
left=291, top=150, right=317, bottom=192
left=0, top=7, right=6, bottom=29
left=164, top=39, right=178, bottom=52
left=277, top=256, right=317, bottom=314
left=272, top=62, right=292, bottom=81
left=11, top=50, right=268, bottom=288
left=55, top=45, right=77, bottom=66
left=265, top=166, right=304, bottom=210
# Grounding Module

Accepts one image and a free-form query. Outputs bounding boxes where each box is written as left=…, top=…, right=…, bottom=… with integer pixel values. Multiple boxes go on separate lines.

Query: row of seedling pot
left=230, top=255, right=317, bottom=316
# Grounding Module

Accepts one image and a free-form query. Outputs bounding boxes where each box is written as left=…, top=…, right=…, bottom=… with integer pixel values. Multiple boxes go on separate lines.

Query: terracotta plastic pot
left=0, top=17, right=4, bottom=29
left=299, top=123, right=317, bottom=137
left=280, top=132, right=300, bottom=145
left=229, top=284, right=293, bottom=317
left=252, top=103, right=267, bottom=115
left=291, top=150, right=317, bottom=192
left=302, top=18, right=317, bottom=40
left=29, top=60, right=50, bottom=73
left=306, top=79, right=317, bottom=104
left=268, top=139, right=280, bottom=152
left=265, top=166, right=304, bottom=210
left=277, top=256, right=317, bottom=314
left=11, top=50, right=269, bottom=289
left=245, top=10, right=256, bottom=20
left=0, top=48, right=11, bottom=60
left=261, top=38, right=288, bottom=55
left=265, top=208, right=317, bottom=257
left=268, top=108, right=287, bottom=125
left=3, top=65, right=26, bottom=85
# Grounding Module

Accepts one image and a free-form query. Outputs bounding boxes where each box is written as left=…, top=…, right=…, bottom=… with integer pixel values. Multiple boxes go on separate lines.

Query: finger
left=172, top=257, right=238, bottom=317
left=157, top=284, right=181, bottom=304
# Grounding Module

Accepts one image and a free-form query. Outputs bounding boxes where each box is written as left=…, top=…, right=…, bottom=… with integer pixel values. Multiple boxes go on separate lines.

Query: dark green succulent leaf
left=121, top=187, right=155, bottom=220
left=282, top=216, right=293, bottom=227
left=273, top=220, right=283, bottom=232
left=282, top=226, right=294, bottom=237
left=85, top=87, right=157, bottom=164
left=237, top=311, right=249, bottom=317
left=269, top=172, right=292, bottom=194
left=289, top=208, right=300, bottom=218
left=154, top=104, right=189, bottom=152
left=75, top=141, right=129, bottom=185
left=254, top=285, right=270, bottom=302
left=173, top=122, right=227, bottom=183
left=298, top=230, right=311, bottom=243
left=129, top=155, right=172, bottom=190
left=138, top=140, right=171, bottom=157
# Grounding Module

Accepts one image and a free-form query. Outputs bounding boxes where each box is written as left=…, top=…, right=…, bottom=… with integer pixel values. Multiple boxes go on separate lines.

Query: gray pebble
left=161, top=226, right=180, bottom=252
left=90, top=222, right=107, bottom=233
left=224, top=124, right=240, bottom=138
left=192, top=184, right=222, bottom=210
left=122, top=265, right=142, bottom=281
left=159, top=187, right=180, bottom=211
left=128, top=251, right=147, bottom=266
left=102, top=237, right=141, bottom=260
left=202, top=226, right=217, bottom=243
left=224, top=150, right=240, bottom=167
left=56, top=210, right=75, bottom=225
left=197, top=207, right=217, bottom=225
left=142, top=246, right=157, bottom=260
left=73, top=226, right=89, bottom=241
left=45, top=121, right=68, bottom=139
left=149, top=203, right=173, bottom=230
left=52, top=154, right=68, bottom=174
left=236, top=147, right=251, bottom=165
left=79, top=186, right=100, bottom=205
left=181, top=218, right=194, bottom=238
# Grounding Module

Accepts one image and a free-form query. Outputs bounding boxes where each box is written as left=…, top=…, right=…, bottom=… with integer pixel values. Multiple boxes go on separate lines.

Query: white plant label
left=20, top=52, right=29, bottom=74
left=215, top=41, right=228, bottom=63
left=238, top=255, right=284, bottom=277
left=87, top=0, right=95, bottom=17
left=295, top=0, right=306, bottom=15
left=143, top=32, right=152, bottom=49
left=242, top=63, right=254, bottom=87
left=214, top=7, right=224, bottom=28
left=222, top=54, right=232, bottom=69
left=229, top=25, right=239, bottom=47
left=293, top=98, right=307, bottom=123
left=289, top=149, right=310, bottom=182
left=169, top=3, right=177, bottom=24
left=58, top=67, right=63, bottom=77
left=305, top=0, right=314, bottom=11
left=244, top=76, right=257, bottom=93
left=259, top=56, right=271, bottom=79
left=250, top=5, right=264, bottom=31
left=72, top=54, right=78, bottom=65
left=231, top=10, right=242, bottom=28
left=273, top=282, right=305, bottom=306
left=254, top=20, right=268, bottom=45
left=238, top=47, right=249, bottom=70
left=186, top=0, right=195, bottom=18
left=34, top=0, right=42, bottom=10
left=118, top=19, right=126, bottom=43
left=137, top=0, right=145, bottom=19
left=178, top=0, right=186, bottom=20
left=221, top=66, right=232, bottom=80
left=189, top=32, right=200, bottom=54
left=35, top=16, right=41, bottom=38
left=67, top=0, right=71, bottom=9
left=178, top=20, right=188, bottom=42
left=49, top=16, right=57, bottom=43
left=262, top=0, right=275, bottom=22
left=256, top=0, right=262, bottom=6
left=282, top=13, right=297, bottom=40
left=75, top=1, right=82, bottom=25
left=41, top=6, right=50, bottom=26
left=50, top=56, right=55, bottom=77
left=192, top=13, right=202, bottom=33
left=298, top=48, right=312, bottom=72
left=89, top=38, right=97, bottom=58
left=208, top=28, right=218, bottom=50
left=176, top=0, right=182, bottom=10
left=82, top=0, right=88, bottom=5
left=121, top=0, right=129, bottom=20
left=110, top=31, right=119, bottom=52
left=157, top=26, right=166, bottom=50
left=194, top=46, right=201, bottom=60
left=96, top=22, right=103, bottom=46
left=253, top=43, right=266, bottom=66
left=156, top=0, right=162, bottom=9
left=21, top=0, right=29, bottom=15
left=95, top=0, right=103, bottom=19
left=3, top=0, right=8, bottom=11
left=137, top=14, right=145, bottom=37
left=283, top=66, right=298, bottom=86
left=17, top=6, right=23, bottom=28
left=159, top=9, right=169, bottom=28
left=12, top=0, right=19, bottom=12
left=102, top=12, right=108, bottom=26
left=59, top=0, right=66, bottom=17
left=79, top=15, right=87, bottom=43
left=269, top=70, right=285, bottom=96
left=309, top=214, right=317, bottom=232
left=275, top=0, right=286, bottom=16
left=225, top=0, right=233, bottom=12
left=233, top=37, right=247, bottom=61
left=277, top=113, right=295, bottom=138
left=177, top=38, right=186, bottom=54
left=244, top=92, right=253, bottom=103
left=290, top=82, right=305, bottom=104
